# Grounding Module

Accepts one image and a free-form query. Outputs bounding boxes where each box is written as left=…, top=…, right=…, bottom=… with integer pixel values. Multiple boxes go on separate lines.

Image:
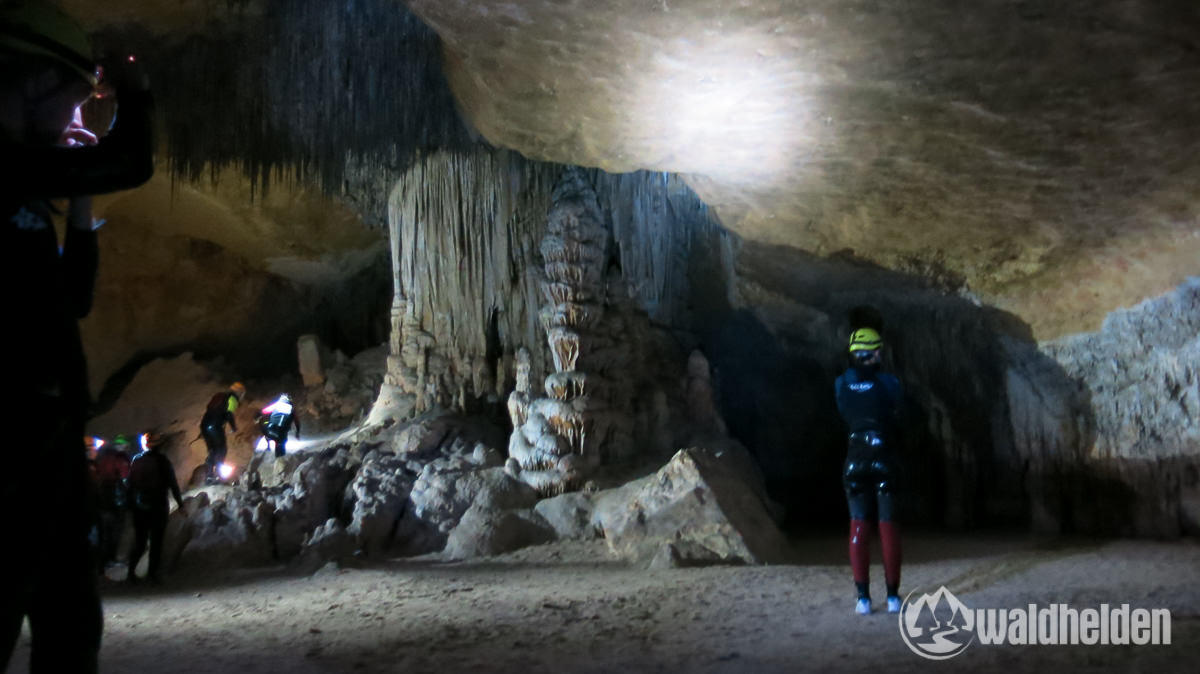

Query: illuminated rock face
left=405, top=0, right=1200, bottom=339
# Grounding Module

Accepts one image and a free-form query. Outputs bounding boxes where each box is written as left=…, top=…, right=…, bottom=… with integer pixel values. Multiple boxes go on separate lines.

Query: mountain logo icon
left=898, top=586, right=976, bottom=660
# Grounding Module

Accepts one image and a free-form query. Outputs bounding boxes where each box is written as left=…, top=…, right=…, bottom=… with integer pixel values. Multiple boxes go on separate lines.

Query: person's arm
left=60, top=196, right=100, bottom=318
left=834, top=374, right=846, bottom=417
left=162, top=455, right=184, bottom=509
left=292, top=413, right=300, bottom=439
left=223, top=394, right=238, bottom=432
left=0, top=88, right=154, bottom=199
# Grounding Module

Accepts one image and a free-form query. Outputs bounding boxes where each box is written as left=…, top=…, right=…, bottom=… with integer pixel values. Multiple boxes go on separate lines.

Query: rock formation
left=506, top=170, right=636, bottom=494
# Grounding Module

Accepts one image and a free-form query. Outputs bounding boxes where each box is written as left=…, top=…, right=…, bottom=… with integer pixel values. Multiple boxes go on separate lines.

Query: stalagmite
left=505, top=169, right=642, bottom=493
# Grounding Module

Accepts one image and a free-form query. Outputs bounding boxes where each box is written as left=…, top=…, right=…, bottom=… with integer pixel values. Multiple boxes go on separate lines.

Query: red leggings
left=849, top=518, right=901, bottom=597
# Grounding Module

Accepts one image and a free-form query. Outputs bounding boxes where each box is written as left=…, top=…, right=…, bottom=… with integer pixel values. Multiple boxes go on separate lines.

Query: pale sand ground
left=8, top=534, right=1200, bottom=673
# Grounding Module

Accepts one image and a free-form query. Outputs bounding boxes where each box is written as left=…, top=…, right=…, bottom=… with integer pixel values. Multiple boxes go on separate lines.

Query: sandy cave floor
left=8, top=534, right=1200, bottom=673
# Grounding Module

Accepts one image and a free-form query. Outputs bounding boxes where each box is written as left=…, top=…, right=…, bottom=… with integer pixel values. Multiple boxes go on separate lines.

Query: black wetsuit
left=834, top=365, right=903, bottom=520
left=92, top=447, right=130, bottom=569
left=126, top=449, right=183, bottom=583
left=834, top=363, right=904, bottom=600
left=0, top=89, right=153, bottom=673
left=200, top=392, right=238, bottom=479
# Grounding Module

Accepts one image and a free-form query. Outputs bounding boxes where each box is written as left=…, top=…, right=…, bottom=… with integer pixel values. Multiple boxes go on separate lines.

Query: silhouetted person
left=1, top=2, right=153, bottom=671
left=93, top=434, right=132, bottom=570
left=126, top=433, right=184, bottom=585
left=258, top=393, right=300, bottom=458
left=200, top=382, right=245, bottom=483
left=834, top=327, right=904, bottom=615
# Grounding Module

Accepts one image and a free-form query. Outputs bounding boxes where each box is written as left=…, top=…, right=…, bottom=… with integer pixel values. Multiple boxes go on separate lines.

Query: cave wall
left=59, top=1, right=1199, bottom=537
left=81, top=171, right=388, bottom=399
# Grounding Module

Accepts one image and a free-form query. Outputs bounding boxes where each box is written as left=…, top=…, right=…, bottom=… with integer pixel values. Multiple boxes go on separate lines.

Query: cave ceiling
left=73, top=0, right=1200, bottom=339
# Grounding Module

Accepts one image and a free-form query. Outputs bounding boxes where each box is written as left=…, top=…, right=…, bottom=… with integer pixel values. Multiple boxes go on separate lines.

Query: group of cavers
left=85, top=383, right=302, bottom=584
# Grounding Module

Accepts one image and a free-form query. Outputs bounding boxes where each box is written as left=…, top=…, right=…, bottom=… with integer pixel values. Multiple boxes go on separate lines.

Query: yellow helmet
left=230, top=381, right=247, bottom=398
left=0, top=1, right=97, bottom=86
left=848, top=328, right=883, bottom=353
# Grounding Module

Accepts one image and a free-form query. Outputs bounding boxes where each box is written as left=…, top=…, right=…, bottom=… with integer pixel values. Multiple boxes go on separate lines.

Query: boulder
left=442, top=503, right=555, bottom=559
left=533, top=492, right=598, bottom=541
left=400, top=466, right=539, bottom=554
left=175, top=490, right=276, bottom=570
left=298, top=518, right=356, bottom=570
left=268, top=448, right=359, bottom=557
left=246, top=450, right=310, bottom=489
left=346, top=454, right=414, bottom=556
left=594, top=447, right=788, bottom=566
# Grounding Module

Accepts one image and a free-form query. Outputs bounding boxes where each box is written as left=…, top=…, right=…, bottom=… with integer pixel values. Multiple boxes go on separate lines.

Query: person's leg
left=877, top=492, right=901, bottom=600
left=0, top=539, right=32, bottom=671
left=275, top=435, right=286, bottom=458
left=147, top=507, right=168, bottom=582
left=848, top=511, right=872, bottom=592
left=99, top=507, right=119, bottom=568
left=844, top=457, right=877, bottom=612
left=213, top=442, right=227, bottom=480
left=128, top=509, right=149, bottom=582
left=202, top=427, right=226, bottom=482
left=874, top=458, right=902, bottom=610
left=27, top=420, right=103, bottom=673
left=27, top=552, right=102, bottom=674
left=0, top=608, right=25, bottom=673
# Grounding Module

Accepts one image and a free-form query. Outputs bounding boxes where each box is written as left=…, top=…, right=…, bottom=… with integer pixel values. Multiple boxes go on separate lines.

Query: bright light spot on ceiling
left=630, top=34, right=815, bottom=184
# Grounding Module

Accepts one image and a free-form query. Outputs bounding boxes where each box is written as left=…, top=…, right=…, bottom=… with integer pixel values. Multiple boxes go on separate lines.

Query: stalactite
left=93, top=0, right=472, bottom=206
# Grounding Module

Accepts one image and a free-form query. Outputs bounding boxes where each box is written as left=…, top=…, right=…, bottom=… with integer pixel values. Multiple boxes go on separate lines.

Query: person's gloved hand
left=60, top=106, right=98, bottom=147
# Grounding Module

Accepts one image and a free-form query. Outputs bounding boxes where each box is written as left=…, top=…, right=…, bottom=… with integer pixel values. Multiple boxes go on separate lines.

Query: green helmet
left=848, top=327, right=883, bottom=353
left=0, top=1, right=97, bottom=86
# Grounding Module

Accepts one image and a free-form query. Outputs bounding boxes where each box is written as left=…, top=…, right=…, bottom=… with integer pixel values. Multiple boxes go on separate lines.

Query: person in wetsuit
left=1, top=2, right=154, bottom=670
left=200, top=382, right=245, bottom=484
left=834, top=327, right=904, bottom=615
left=125, top=432, right=184, bottom=585
left=92, top=434, right=131, bottom=571
left=258, top=393, right=301, bottom=458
